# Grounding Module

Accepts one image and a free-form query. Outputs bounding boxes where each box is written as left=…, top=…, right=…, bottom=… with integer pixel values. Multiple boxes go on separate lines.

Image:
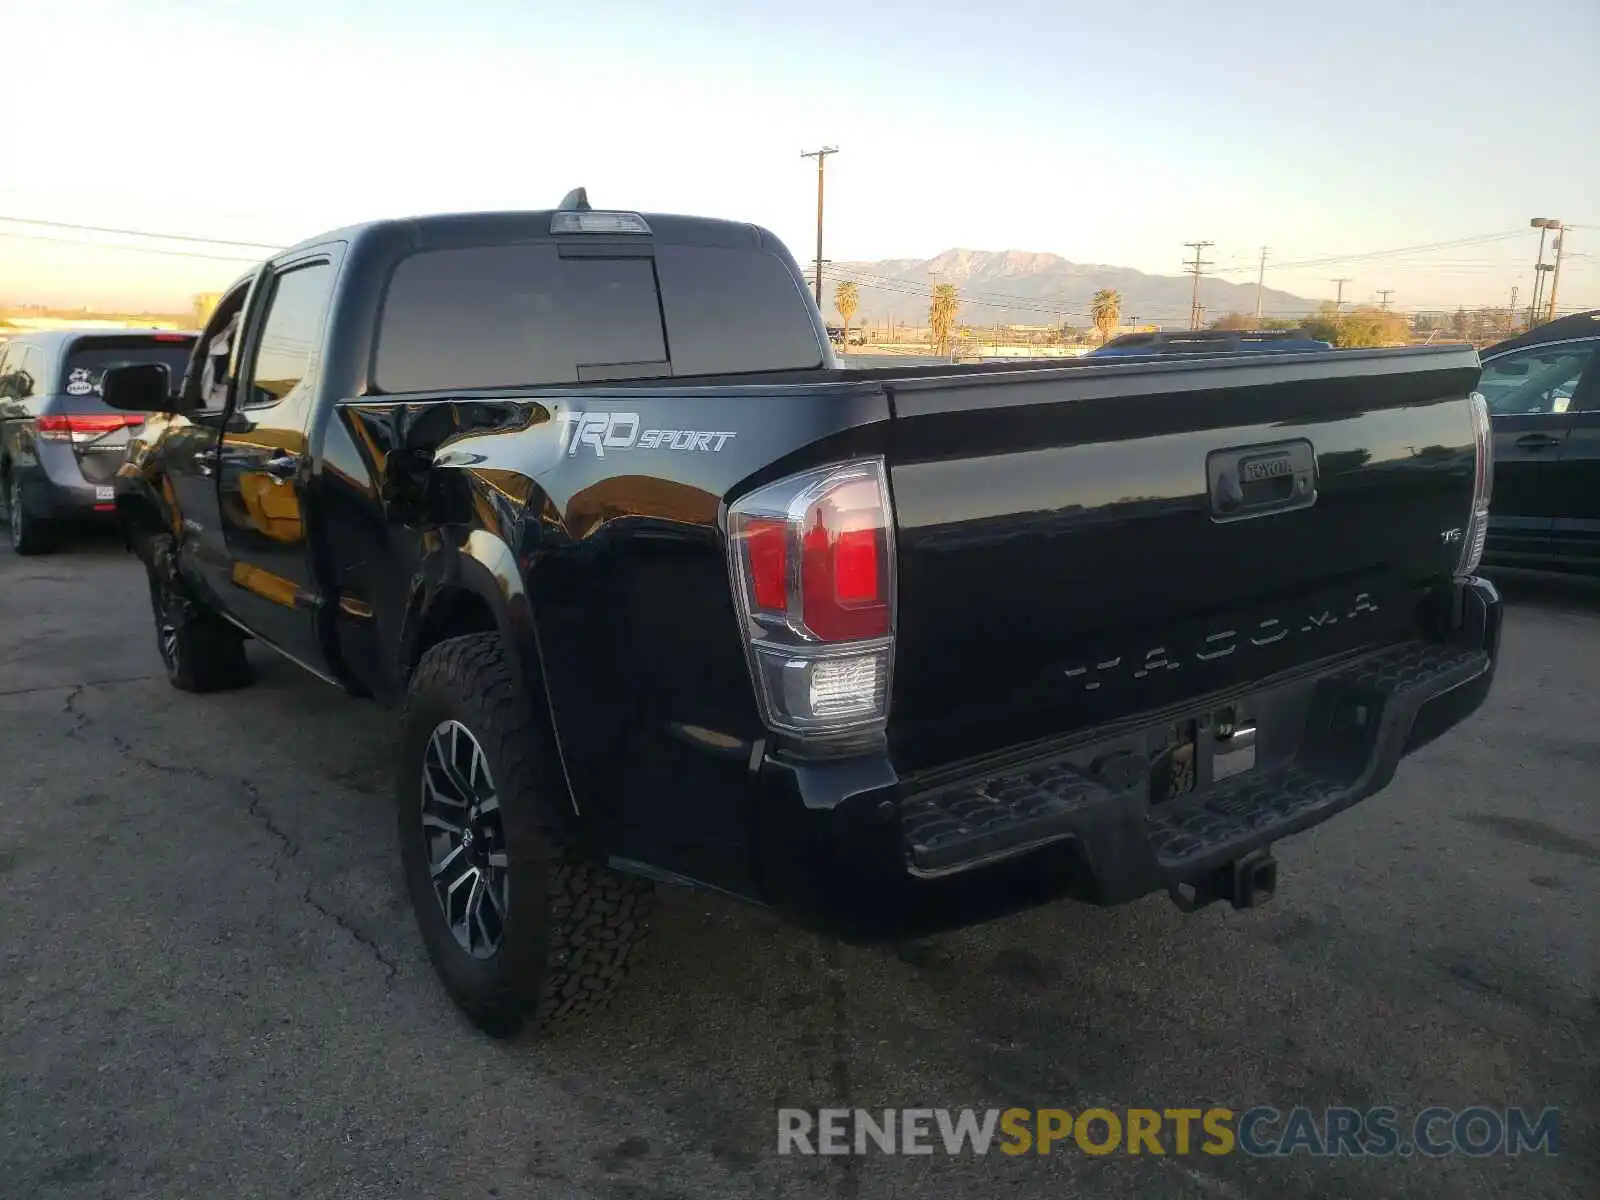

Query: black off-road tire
left=5, top=472, right=56, bottom=556
left=399, top=633, right=653, bottom=1039
left=144, top=536, right=253, bottom=692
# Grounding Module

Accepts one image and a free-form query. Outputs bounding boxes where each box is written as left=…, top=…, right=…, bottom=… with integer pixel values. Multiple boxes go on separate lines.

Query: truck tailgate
left=883, top=347, right=1483, bottom=770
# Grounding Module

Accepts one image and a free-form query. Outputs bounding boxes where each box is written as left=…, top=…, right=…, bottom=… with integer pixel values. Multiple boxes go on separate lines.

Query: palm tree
left=930, top=284, right=959, bottom=356
left=1090, top=289, right=1122, bottom=344
left=834, top=281, right=859, bottom=352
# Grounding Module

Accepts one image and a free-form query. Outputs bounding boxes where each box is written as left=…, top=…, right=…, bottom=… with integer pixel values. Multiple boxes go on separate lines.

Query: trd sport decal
left=561, top=411, right=736, bottom=458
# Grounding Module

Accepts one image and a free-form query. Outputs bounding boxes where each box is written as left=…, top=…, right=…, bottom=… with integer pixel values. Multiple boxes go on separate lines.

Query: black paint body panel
left=111, top=207, right=1499, bottom=931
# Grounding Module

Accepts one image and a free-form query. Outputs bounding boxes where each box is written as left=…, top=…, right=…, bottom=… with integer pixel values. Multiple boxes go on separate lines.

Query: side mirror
left=100, top=363, right=178, bottom=413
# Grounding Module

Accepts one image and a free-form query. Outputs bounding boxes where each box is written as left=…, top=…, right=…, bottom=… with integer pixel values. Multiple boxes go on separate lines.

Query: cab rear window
left=61, top=336, right=195, bottom=397
left=373, top=242, right=823, bottom=393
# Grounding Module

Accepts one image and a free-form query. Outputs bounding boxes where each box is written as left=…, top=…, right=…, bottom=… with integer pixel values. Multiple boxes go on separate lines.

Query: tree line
left=830, top=280, right=1526, bottom=352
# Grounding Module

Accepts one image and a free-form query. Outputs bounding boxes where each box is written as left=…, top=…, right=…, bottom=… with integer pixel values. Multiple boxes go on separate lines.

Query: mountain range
left=822, top=248, right=1319, bottom=328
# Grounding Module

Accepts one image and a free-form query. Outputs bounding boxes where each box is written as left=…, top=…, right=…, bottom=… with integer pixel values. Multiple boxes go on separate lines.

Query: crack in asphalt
left=303, top=889, right=399, bottom=984
left=0, top=675, right=160, bottom=699
left=63, top=688, right=400, bottom=988
left=61, top=685, right=89, bottom=739
left=102, top=730, right=302, bottom=877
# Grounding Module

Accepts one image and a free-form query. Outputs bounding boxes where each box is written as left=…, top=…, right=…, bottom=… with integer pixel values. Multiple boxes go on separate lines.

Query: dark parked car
left=0, top=328, right=197, bottom=553
left=101, top=196, right=1498, bottom=1039
left=1089, top=329, right=1334, bottom=357
left=1477, top=310, right=1600, bottom=578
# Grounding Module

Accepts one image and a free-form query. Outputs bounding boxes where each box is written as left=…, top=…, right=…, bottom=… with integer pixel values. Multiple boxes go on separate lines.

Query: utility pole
left=1547, top=228, right=1569, bottom=322
left=1254, top=246, right=1268, bottom=319
left=1184, top=241, right=1214, bottom=330
left=1377, top=289, right=1394, bottom=310
left=1329, top=278, right=1351, bottom=316
left=800, top=146, right=838, bottom=306
left=1528, top=218, right=1559, bottom=327
left=1509, top=285, right=1519, bottom=331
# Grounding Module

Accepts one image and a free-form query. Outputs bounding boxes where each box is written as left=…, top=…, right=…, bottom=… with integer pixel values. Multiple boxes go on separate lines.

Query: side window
left=0, top=344, right=15, bottom=398
left=1479, top=342, right=1598, bottom=417
left=13, top=346, right=42, bottom=399
left=194, top=285, right=252, bottom=413
left=243, top=262, right=334, bottom=408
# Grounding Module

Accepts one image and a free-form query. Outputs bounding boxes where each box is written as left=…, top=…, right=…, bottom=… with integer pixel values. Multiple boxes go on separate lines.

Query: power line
left=0, top=214, right=285, bottom=250
left=0, top=229, right=265, bottom=263
left=1210, top=230, right=1526, bottom=274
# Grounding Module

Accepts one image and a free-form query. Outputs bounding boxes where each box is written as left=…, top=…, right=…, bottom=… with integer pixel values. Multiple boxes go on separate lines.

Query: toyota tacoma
left=101, top=192, right=1502, bottom=1038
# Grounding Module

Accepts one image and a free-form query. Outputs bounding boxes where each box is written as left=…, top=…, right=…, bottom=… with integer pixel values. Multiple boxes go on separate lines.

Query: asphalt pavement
left=1, top=530, right=1595, bottom=1200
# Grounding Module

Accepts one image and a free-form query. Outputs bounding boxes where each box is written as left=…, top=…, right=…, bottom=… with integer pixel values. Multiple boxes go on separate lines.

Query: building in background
left=0, top=316, right=182, bottom=331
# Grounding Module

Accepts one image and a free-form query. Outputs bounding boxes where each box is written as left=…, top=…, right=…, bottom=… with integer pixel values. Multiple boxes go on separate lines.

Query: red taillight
left=37, top=413, right=144, bottom=440
left=727, top=459, right=896, bottom=739
left=744, top=518, right=790, bottom=611
left=799, top=479, right=889, bottom=640
left=152, top=334, right=189, bottom=342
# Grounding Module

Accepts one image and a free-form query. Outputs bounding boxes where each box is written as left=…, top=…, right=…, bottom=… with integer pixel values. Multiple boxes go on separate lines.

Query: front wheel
left=399, top=633, right=653, bottom=1038
left=144, top=546, right=253, bottom=692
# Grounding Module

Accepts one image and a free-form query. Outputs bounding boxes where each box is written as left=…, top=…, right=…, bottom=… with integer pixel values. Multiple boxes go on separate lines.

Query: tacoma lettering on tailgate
left=1063, top=591, right=1382, bottom=693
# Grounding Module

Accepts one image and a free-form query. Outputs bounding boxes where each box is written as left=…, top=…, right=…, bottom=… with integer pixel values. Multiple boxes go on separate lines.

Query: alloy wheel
left=421, top=719, right=509, bottom=959
left=154, top=582, right=179, bottom=668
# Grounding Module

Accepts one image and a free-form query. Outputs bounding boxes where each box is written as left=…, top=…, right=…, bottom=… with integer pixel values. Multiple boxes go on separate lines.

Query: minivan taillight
left=37, top=414, right=145, bottom=442
left=727, top=459, right=895, bottom=739
left=1456, top=390, right=1493, bottom=577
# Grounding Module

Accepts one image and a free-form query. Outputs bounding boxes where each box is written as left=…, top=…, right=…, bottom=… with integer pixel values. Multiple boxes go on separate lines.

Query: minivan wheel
left=6, top=475, right=56, bottom=556
left=399, top=633, right=653, bottom=1039
left=144, top=552, right=253, bottom=692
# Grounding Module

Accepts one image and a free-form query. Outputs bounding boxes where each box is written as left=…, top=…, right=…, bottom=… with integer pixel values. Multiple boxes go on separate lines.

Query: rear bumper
left=752, top=576, right=1502, bottom=940
left=11, top=447, right=120, bottom=521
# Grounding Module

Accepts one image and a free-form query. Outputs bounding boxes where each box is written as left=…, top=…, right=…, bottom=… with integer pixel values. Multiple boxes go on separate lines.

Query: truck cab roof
left=278, top=207, right=785, bottom=260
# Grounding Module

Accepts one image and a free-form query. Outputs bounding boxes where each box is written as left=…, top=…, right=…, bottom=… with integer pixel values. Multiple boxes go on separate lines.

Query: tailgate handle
left=1207, top=439, right=1317, bottom=522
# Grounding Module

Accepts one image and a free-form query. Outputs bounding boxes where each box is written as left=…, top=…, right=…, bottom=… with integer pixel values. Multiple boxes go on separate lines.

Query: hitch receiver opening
left=1169, top=849, right=1278, bottom=913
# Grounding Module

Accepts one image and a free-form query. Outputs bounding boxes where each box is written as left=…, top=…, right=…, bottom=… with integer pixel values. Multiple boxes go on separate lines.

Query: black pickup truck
left=101, top=193, right=1502, bottom=1038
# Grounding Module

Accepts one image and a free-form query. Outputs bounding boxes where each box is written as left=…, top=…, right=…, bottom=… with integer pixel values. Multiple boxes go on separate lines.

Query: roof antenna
left=559, top=187, right=592, bottom=212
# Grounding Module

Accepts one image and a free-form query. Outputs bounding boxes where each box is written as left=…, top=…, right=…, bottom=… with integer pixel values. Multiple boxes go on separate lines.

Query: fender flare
left=112, top=472, right=180, bottom=562
left=400, top=529, right=582, bottom=825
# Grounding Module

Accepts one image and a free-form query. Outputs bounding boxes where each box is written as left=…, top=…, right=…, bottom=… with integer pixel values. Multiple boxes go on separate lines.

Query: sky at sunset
left=4, top=0, right=1596, bottom=316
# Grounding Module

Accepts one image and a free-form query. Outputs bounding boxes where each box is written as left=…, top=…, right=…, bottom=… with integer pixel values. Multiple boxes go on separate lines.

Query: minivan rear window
left=62, top=336, right=195, bottom=398
left=373, top=240, right=823, bottom=393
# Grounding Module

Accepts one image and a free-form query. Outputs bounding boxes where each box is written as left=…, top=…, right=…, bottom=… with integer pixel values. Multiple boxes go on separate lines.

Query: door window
left=8, top=347, right=43, bottom=399
left=1479, top=342, right=1598, bottom=416
left=244, top=262, right=334, bottom=408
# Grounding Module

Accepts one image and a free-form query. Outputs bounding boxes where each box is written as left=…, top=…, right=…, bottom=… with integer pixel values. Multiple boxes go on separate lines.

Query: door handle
left=262, top=452, right=300, bottom=480
left=1514, top=433, right=1560, bottom=449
